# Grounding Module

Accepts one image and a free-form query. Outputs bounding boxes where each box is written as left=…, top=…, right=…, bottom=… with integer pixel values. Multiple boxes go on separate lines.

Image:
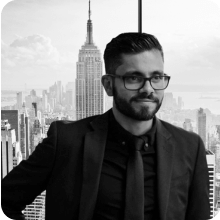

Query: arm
left=1, top=122, right=58, bottom=220
left=185, top=136, right=211, bottom=220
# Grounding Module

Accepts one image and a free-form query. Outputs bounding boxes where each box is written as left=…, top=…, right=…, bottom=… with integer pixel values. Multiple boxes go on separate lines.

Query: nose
left=139, top=79, right=154, bottom=93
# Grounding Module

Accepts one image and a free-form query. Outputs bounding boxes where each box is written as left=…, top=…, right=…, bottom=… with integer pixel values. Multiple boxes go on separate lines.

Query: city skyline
left=2, top=80, right=220, bottom=115
left=1, top=0, right=220, bottom=93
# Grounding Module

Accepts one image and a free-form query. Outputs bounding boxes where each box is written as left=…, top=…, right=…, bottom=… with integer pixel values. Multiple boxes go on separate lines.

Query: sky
left=1, top=0, right=220, bottom=92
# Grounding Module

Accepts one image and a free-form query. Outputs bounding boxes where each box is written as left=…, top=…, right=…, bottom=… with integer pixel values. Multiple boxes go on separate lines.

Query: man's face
left=112, top=49, right=164, bottom=121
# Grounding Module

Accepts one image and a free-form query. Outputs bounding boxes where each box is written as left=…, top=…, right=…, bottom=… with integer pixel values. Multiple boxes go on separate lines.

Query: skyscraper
left=66, top=82, right=75, bottom=108
left=177, top=96, right=183, bottom=110
left=42, top=90, right=48, bottom=113
left=33, top=118, right=42, bottom=150
left=76, top=0, right=103, bottom=120
left=56, top=81, right=62, bottom=105
left=206, top=150, right=215, bottom=219
left=21, top=102, right=31, bottom=159
left=1, top=110, right=20, bottom=142
left=13, top=138, right=23, bottom=168
left=16, top=92, right=23, bottom=111
left=1, top=121, right=16, bottom=179
left=23, top=191, right=46, bottom=220
left=20, top=113, right=27, bottom=160
left=25, top=115, right=31, bottom=159
left=183, top=118, right=193, bottom=132
left=29, top=103, right=38, bottom=153
left=30, top=89, right=37, bottom=97
left=197, top=108, right=207, bottom=147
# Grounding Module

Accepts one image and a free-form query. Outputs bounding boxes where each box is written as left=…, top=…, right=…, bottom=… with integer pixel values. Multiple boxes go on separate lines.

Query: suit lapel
left=78, top=111, right=110, bottom=220
left=155, top=118, right=175, bottom=220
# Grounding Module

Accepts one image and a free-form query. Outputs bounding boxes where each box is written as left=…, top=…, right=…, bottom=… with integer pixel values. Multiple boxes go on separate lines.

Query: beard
left=112, top=85, right=163, bottom=121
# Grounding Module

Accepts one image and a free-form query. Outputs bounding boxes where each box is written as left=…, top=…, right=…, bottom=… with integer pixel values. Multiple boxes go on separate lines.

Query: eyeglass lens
left=124, top=76, right=169, bottom=90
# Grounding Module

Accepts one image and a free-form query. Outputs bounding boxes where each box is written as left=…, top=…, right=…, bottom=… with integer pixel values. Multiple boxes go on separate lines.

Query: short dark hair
left=104, top=32, right=164, bottom=75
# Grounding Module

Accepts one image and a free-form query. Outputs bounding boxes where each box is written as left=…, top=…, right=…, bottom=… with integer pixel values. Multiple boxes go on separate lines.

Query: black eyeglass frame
left=106, top=74, right=171, bottom=91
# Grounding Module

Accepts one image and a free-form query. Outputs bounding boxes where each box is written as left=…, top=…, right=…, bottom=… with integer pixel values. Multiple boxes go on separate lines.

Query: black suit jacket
left=1, top=110, right=210, bottom=220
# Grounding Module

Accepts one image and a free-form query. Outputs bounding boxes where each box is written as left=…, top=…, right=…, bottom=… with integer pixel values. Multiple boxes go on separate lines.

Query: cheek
left=155, top=91, right=164, bottom=102
left=115, top=85, right=136, bottom=100
left=113, top=80, right=143, bottom=102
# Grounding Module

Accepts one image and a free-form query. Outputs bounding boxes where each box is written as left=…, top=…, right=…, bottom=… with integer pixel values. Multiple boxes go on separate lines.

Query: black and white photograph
left=1, top=0, right=220, bottom=219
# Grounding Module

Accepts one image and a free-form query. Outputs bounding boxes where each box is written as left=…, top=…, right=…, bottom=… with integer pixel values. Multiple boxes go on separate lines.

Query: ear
left=101, top=75, right=113, bottom=96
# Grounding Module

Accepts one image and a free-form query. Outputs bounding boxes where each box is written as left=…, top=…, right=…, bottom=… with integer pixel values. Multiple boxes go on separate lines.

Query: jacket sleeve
left=1, top=121, right=58, bottom=220
left=185, top=135, right=211, bottom=220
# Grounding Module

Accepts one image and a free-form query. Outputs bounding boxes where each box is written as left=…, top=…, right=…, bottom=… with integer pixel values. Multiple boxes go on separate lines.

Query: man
left=2, top=33, right=210, bottom=220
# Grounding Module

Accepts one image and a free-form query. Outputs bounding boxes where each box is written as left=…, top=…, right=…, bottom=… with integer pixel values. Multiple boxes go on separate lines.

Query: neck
left=112, top=106, right=153, bottom=136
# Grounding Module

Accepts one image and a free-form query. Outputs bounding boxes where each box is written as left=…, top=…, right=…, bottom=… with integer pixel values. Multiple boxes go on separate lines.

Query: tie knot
left=132, top=136, right=147, bottom=151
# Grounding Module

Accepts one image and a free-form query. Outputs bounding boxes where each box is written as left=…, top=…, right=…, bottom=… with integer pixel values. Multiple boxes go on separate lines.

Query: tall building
left=30, top=89, right=37, bottom=97
left=20, top=113, right=27, bottom=160
left=1, top=121, right=16, bottom=179
left=66, top=90, right=73, bottom=107
left=37, top=111, right=42, bottom=123
left=56, top=81, right=62, bottom=105
left=177, top=96, right=184, bottom=110
left=66, top=82, right=75, bottom=108
left=42, top=90, right=48, bottom=113
left=32, top=103, right=37, bottom=118
left=23, top=191, right=46, bottom=220
left=198, top=108, right=207, bottom=147
left=33, top=118, right=42, bottom=150
left=43, top=124, right=50, bottom=137
left=183, top=118, right=193, bottom=132
left=48, top=82, right=57, bottom=109
left=16, top=92, right=23, bottom=111
left=210, top=143, right=220, bottom=173
left=206, top=150, right=215, bottom=219
left=13, top=139, right=23, bottom=168
left=1, top=110, right=20, bottom=142
left=25, top=94, right=33, bottom=109
left=21, top=102, right=31, bottom=159
left=29, top=103, right=38, bottom=153
left=25, top=116, right=31, bottom=159
left=76, top=0, right=103, bottom=120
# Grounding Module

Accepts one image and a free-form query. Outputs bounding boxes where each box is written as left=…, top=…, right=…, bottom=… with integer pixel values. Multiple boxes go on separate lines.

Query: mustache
left=130, top=93, right=159, bottom=102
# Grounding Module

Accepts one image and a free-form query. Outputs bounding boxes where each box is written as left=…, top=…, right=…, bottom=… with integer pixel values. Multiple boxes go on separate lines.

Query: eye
left=126, top=76, right=142, bottom=83
left=130, top=76, right=138, bottom=81
left=153, top=75, right=162, bottom=80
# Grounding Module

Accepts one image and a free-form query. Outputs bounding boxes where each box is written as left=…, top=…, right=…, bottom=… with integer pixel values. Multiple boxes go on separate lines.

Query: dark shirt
left=92, top=110, right=158, bottom=220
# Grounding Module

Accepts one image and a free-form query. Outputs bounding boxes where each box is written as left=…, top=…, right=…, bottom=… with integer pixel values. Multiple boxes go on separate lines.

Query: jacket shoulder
left=50, top=114, right=99, bottom=131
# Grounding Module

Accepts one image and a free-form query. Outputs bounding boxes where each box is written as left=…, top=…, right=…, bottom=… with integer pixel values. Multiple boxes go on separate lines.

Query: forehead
left=116, top=50, right=164, bottom=75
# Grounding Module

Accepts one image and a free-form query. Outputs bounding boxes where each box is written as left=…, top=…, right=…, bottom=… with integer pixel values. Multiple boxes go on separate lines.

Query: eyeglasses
left=107, top=74, right=171, bottom=91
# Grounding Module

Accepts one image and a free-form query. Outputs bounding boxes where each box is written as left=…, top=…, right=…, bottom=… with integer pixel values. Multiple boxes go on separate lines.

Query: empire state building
left=76, top=0, right=104, bottom=120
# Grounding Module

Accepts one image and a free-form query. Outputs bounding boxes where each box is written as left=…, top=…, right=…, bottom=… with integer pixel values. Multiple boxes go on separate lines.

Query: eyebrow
left=124, top=70, right=164, bottom=76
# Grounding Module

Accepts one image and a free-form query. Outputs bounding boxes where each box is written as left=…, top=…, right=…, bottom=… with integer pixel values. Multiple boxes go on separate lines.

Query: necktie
left=124, top=136, right=145, bottom=220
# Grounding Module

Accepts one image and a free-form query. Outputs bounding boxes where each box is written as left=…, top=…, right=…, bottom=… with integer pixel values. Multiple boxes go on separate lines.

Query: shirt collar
left=108, top=109, right=157, bottom=147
